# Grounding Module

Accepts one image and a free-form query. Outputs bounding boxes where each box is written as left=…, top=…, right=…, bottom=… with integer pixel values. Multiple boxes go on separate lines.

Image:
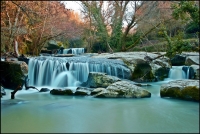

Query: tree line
left=1, top=1, right=199, bottom=57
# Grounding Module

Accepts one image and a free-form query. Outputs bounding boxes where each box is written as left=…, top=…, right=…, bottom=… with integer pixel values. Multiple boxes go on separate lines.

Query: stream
left=1, top=80, right=199, bottom=133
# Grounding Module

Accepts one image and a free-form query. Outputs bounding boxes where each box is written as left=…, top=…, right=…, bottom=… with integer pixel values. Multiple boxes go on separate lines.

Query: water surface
left=1, top=81, right=199, bottom=133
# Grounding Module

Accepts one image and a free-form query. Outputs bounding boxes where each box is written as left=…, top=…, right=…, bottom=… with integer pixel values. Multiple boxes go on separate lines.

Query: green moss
left=161, top=86, right=199, bottom=101
left=161, top=87, right=182, bottom=98
left=181, top=86, right=199, bottom=101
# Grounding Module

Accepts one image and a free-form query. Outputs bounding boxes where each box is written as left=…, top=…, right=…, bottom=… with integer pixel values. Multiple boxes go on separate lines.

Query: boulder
left=185, top=56, right=199, bottom=66
left=86, top=72, right=121, bottom=88
left=50, top=89, right=73, bottom=95
left=39, top=88, right=50, bottom=92
left=160, top=80, right=199, bottom=101
left=191, top=65, right=199, bottom=80
left=1, top=61, right=28, bottom=90
left=91, top=52, right=171, bottom=82
left=94, top=81, right=151, bottom=98
left=171, top=54, right=186, bottom=66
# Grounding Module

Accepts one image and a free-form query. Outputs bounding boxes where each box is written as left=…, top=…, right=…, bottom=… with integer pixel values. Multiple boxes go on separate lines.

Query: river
left=1, top=80, right=199, bottom=133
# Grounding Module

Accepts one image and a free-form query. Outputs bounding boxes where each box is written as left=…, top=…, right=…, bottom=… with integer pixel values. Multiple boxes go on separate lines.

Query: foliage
left=185, top=21, right=199, bottom=34
left=1, top=1, right=84, bottom=55
left=171, top=1, right=199, bottom=25
left=80, top=1, right=144, bottom=52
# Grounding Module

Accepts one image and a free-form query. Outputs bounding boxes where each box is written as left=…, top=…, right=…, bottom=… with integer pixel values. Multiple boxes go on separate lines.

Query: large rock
left=185, top=56, right=199, bottom=66
left=1, top=61, right=28, bottom=90
left=160, top=80, right=199, bottom=101
left=86, top=72, right=121, bottom=88
left=91, top=52, right=171, bottom=82
left=94, top=81, right=151, bottom=98
left=191, top=65, right=199, bottom=80
left=171, top=54, right=186, bottom=66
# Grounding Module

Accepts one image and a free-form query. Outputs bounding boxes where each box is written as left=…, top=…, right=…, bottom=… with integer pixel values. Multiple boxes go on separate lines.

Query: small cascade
left=167, top=66, right=186, bottom=80
left=182, top=66, right=195, bottom=79
left=58, top=48, right=84, bottom=55
left=166, top=66, right=195, bottom=80
left=28, top=56, right=131, bottom=87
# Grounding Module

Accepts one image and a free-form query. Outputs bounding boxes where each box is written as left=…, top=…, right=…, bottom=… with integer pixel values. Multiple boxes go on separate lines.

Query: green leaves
left=172, top=1, right=199, bottom=25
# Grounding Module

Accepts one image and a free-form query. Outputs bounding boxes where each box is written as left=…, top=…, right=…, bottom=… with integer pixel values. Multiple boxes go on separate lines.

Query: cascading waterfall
left=28, top=56, right=131, bottom=87
left=57, top=48, right=84, bottom=55
left=166, top=66, right=194, bottom=80
left=182, top=66, right=195, bottom=79
left=168, top=66, right=187, bottom=79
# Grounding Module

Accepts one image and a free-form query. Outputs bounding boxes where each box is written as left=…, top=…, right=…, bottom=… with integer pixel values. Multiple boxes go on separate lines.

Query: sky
left=60, top=1, right=133, bottom=27
left=61, top=1, right=82, bottom=15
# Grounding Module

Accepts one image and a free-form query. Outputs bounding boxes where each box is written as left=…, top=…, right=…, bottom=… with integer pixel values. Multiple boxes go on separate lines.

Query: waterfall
left=182, top=66, right=195, bottom=79
left=58, top=48, right=85, bottom=55
left=28, top=56, right=131, bottom=87
left=166, top=66, right=194, bottom=80
left=168, top=66, right=187, bottom=79
left=71, top=48, right=85, bottom=55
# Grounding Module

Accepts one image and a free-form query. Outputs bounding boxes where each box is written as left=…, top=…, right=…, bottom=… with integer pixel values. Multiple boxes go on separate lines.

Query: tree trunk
left=14, top=39, right=20, bottom=57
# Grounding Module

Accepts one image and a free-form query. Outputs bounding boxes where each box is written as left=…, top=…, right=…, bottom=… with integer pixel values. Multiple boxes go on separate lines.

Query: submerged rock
left=160, top=80, right=199, bottom=101
left=50, top=89, right=73, bottom=95
left=94, top=81, right=151, bottom=98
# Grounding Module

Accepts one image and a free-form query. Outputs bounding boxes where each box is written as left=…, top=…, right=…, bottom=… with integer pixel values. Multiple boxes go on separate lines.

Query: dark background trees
left=1, top=1, right=199, bottom=56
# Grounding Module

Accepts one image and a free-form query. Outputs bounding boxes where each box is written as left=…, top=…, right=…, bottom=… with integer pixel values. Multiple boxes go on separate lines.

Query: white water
left=168, top=66, right=187, bottom=79
left=165, top=66, right=192, bottom=81
left=51, top=71, right=77, bottom=87
left=58, top=48, right=85, bottom=55
left=28, top=56, right=130, bottom=87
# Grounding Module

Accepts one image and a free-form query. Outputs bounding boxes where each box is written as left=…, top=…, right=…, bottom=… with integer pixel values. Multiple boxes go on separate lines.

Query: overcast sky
left=61, top=1, right=82, bottom=14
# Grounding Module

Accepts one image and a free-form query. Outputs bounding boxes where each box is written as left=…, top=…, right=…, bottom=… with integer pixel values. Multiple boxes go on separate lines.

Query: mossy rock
left=131, top=63, right=155, bottom=82
left=160, top=82, right=199, bottom=102
left=180, top=86, right=199, bottom=101
left=1, top=61, right=28, bottom=90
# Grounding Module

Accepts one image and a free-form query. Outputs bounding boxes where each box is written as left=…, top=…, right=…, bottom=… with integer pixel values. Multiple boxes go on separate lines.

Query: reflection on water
left=1, top=81, right=199, bottom=133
